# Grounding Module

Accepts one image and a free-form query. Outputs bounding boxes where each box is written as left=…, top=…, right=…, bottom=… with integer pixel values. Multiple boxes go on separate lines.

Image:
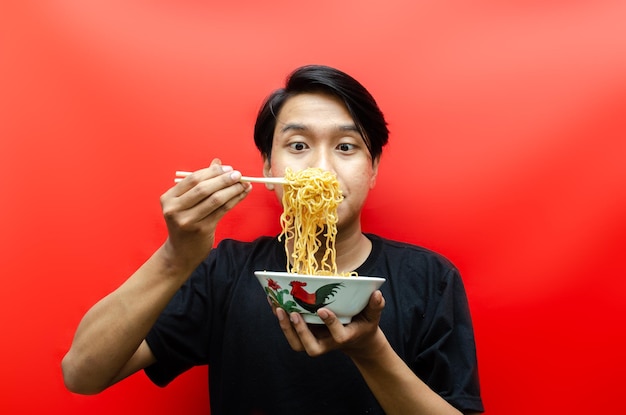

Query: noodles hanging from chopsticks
left=278, top=167, right=345, bottom=275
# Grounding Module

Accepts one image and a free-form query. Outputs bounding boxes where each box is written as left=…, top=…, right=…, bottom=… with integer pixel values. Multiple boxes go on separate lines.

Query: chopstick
left=174, top=171, right=287, bottom=185
left=240, top=176, right=288, bottom=184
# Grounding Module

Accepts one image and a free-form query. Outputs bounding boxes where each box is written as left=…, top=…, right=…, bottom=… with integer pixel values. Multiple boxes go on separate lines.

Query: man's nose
left=312, top=148, right=335, bottom=172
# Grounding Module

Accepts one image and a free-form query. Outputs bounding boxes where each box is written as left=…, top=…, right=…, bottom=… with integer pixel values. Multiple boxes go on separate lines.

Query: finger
left=315, top=292, right=385, bottom=349
left=289, top=313, right=330, bottom=357
left=165, top=167, right=248, bottom=224
left=172, top=163, right=236, bottom=200
left=275, top=308, right=305, bottom=352
left=210, top=157, right=222, bottom=166
left=189, top=168, right=251, bottom=209
left=189, top=176, right=252, bottom=224
left=316, top=308, right=350, bottom=344
left=359, top=290, right=385, bottom=323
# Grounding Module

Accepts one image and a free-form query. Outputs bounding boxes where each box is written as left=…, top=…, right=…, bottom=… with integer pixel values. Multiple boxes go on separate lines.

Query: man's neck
left=285, top=221, right=372, bottom=275
left=334, top=223, right=371, bottom=274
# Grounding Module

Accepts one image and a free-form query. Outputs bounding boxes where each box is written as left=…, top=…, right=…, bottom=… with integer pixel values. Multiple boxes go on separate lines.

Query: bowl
left=255, top=271, right=386, bottom=324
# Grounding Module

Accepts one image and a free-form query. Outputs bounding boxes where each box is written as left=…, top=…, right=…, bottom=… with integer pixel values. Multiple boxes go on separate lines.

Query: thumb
left=361, top=290, right=385, bottom=323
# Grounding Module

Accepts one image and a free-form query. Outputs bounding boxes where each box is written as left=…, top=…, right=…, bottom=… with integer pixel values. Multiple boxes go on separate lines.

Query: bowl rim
left=254, top=270, right=386, bottom=282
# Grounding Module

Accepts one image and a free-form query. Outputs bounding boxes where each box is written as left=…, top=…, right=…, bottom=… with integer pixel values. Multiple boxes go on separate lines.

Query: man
left=62, top=65, right=484, bottom=414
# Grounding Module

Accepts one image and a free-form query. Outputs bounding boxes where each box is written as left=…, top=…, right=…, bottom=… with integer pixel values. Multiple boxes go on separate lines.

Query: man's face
left=263, top=92, right=379, bottom=231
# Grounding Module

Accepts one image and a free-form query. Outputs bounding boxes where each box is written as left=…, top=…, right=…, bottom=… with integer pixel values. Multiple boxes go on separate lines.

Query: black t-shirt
left=145, top=234, right=484, bottom=414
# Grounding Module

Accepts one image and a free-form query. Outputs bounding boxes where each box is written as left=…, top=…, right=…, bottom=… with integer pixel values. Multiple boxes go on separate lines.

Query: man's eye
left=338, top=143, right=355, bottom=152
left=289, top=142, right=307, bottom=151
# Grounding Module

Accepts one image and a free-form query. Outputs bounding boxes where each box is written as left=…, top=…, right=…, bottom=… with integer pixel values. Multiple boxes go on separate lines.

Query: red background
left=2, top=1, right=625, bottom=413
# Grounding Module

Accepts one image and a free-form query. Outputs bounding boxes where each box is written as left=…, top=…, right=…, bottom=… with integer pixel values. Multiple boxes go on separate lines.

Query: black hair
left=253, top=65, right=389, bottom=162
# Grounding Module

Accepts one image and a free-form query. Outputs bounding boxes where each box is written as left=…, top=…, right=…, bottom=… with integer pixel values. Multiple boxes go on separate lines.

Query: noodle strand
left=278, top=167, right=344, bottom=275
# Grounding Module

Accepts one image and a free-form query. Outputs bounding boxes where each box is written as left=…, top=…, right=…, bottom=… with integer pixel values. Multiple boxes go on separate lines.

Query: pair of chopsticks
left=174, top=171, right=287, bottom=185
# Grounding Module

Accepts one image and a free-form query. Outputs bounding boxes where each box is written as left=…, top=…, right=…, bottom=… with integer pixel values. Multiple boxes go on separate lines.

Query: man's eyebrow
left=339, top=124, right=360, bottom=133
left=280, top=123, right=307, bottom=133
left=279, top=123, right=361, bottom=134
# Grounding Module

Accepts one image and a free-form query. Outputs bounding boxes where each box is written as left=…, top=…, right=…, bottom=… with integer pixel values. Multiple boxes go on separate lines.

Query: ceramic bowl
left=255, top=270, right=386, bottom=324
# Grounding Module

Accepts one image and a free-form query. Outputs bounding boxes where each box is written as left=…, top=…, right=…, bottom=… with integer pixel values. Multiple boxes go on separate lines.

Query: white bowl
left=255, top=271, right=386, bottom=324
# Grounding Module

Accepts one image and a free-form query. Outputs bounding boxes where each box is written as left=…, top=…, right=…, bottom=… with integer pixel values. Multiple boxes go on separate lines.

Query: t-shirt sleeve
left=412, top=267, right=484, bottom=413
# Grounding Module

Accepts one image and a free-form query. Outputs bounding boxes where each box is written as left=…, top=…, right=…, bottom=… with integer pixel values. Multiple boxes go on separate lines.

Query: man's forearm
left=61, top=243, right=193, bottom=394
left=350, top=329, right=462, bottom=415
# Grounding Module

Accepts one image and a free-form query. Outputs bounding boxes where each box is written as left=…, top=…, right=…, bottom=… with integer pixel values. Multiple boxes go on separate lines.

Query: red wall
left=2, top=1, right=625, bottom=413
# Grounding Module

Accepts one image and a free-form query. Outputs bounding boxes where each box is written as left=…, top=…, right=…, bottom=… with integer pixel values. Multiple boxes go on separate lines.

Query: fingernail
left=290, top=313, right=300, bottom=324
left=230, top=170, right=242, bottom=181
left=317, top=309, right=329, bottom=320
left=221, top=165, right=233, bottom=172
left=276, top=308, right=285, bottom=321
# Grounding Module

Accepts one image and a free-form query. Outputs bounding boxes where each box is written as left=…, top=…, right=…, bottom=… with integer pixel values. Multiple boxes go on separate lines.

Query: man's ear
left=369, top=156, right=381, bottom=189
left=262, top=157, right=275, bottom=191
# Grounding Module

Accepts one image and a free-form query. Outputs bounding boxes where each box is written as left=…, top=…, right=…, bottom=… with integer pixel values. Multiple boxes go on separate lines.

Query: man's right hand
left=159, top=158, right=252, bottom=275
